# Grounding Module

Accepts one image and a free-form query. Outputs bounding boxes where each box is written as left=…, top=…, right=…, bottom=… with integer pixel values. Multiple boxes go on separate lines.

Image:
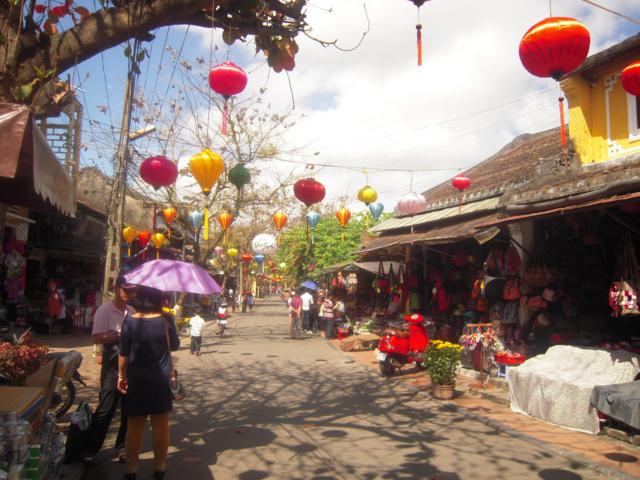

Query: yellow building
left=561, top=33, right=640, bottom=164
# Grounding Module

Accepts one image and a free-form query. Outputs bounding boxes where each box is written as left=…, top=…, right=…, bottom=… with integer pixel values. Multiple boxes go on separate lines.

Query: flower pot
left=431, top=384, right=455, bottom=400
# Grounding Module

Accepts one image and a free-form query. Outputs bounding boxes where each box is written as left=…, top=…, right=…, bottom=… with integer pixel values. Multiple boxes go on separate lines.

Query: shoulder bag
left=163, top=318, right=185, bottom=401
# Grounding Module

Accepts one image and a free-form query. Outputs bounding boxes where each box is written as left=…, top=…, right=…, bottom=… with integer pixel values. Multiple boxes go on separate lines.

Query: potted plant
left=0, top=334, right=49, bottom=384
left=423, top=340, right=462, bottom=400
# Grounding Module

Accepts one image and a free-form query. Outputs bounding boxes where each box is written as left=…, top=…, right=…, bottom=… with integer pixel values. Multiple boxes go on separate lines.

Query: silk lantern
left=161, top=207, right=177, bottom=239
left=369, top=202, right=384, bottom=221
left=254, top=254, right=265, bottom=264
left=307, top=211, right=321, bottom=244
left=151, top=232, right=166, bottom=260
left=137, top=230, right=151, bottom=260
left=357, top=185, right=378, bottom=206
left=228, top=163, right=251, bottom=190
left=252, top=233, right=277, bottom=256
left=217, top=212, right=234, bottom=245
left=241, top=253, right=253, bottom=263
left=336, top=207, right=351, bottom=242
left=122, top=226, right=137, bottom=257
left=519, top=17, right=590, bottom=147
left=189, top=149, right=225, bottom=240
left=227, top=248, right=238, bottom=257
left=188, top=212, right=204, bottom=241
left=208, top=61, right=248, bottom=135
left=294, top=178, right=326, bottom=207
left=139, top=156, right=178, bottom=190
left=397, top=192, right=427, bottom=216
left=273, top=211, right=288, bottom=231
left=622, top=61, right=640, bottom=96
left=452, top=174, right=471, bottom=211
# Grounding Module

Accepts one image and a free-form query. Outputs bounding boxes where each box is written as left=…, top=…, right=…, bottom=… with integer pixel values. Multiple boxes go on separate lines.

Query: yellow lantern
left=189, top=149, right=225, bottom=240
left=151, top=232, right=166, bottom=260
left=358, top=185, right=378, bottom=206
left=227, top=248, right=238, bottom=257
left=123, top=226, right=137, bottom=256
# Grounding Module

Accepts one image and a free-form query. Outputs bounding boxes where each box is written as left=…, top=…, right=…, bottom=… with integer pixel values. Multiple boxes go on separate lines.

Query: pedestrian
left=300, top=288, right=314, bottom=333
left=117, top=285, right=179, bottom=480
left=323, top=294, right=336, bottom=339
left=84, top=276, right=133, bottom=464
left=241, top=292, right=248, bottom=313
left=228, top=288, right=236, bottom=312
left=187, top=307, right=205, bottom=356
left=288, top=290, right=302, bottom=332
left=247, top=291, right=254, bottom=311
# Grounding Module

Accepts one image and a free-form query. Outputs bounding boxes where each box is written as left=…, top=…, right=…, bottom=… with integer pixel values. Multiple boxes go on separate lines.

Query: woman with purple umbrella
left=117, top=285, right=179, bottom=480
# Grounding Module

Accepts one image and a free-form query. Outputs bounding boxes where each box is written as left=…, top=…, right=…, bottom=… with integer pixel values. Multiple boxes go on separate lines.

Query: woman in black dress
left=117, top=286, right=179, bottom=480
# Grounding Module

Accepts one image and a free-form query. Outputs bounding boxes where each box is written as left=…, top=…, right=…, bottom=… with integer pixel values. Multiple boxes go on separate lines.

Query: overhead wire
left=579, top=0, right=640, bottom=24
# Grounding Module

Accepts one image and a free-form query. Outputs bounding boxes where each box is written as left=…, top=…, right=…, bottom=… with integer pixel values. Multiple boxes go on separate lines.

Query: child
left=217, top=302, right=228, bottom=336
left=187, top=308, right=205, bottom=356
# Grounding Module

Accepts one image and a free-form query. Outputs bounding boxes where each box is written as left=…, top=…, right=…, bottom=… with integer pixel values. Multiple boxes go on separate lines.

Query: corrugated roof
left=370, top=197, right=499, bottom=233
left=359, top=212, right=500, bottom=256
left=420, top=127, right=562, bottom=211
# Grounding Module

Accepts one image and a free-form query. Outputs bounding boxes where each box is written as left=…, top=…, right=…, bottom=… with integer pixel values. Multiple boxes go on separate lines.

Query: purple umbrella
left=123, top=260, right=222, bottom=294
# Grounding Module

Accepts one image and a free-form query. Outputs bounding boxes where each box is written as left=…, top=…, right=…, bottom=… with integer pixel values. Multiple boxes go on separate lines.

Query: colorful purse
left=502, top=277, right=521, bottom=301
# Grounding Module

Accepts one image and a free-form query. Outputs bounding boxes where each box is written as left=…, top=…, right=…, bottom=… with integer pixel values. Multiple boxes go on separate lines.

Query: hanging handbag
left=525, top=295, right=548, bottom=310
left=505, top=244, right=522, bottom=275
left=609, top=233, right=640, bottom=318
left=502, top=277, right=521, bottom=301
left=163, top=318, right=185, bottom=401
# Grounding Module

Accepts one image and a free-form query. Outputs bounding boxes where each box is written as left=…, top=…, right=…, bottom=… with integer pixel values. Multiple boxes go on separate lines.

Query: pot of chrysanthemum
left=423, top=340, right=462, bottom=400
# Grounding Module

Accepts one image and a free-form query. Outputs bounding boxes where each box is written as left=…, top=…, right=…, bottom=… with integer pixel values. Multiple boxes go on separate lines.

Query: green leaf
left=15, top=83, right=33, bottom=100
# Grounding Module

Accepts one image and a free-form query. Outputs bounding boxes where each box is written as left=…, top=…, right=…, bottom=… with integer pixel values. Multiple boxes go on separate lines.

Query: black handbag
left=163, top=318, right=185, bottom=401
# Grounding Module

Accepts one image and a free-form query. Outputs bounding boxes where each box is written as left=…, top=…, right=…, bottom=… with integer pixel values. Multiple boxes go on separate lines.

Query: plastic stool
left=496, top=363, right=510, bottom=380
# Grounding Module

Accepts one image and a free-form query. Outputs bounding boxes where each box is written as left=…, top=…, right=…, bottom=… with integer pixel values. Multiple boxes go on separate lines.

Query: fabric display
left=608, top=233, right=640, bottom=318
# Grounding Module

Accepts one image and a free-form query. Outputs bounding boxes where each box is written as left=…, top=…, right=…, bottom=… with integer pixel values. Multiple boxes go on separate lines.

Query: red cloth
left=409, top=323, right=429, bottom=352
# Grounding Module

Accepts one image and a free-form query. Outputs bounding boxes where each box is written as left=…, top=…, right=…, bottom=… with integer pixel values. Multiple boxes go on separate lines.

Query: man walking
left=84, top=277, right=133, bottom=463
left=300, top=288, right=314, bottom=334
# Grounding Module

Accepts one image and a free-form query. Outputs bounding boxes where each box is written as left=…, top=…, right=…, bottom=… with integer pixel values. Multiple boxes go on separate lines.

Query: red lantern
left=241, top=253, right=253, bottom=263
left=208, top=61, right=248, bottom=135
left=137, top=230, right=151, bottom=247
left=622, top=61, right=640, bottom=96
left=451, top=175, right=471, bottom=192
left=139, top=156, right=178, bottom=190
left=293, top=178, right=326, bottom=207
left=519, top=17, right=590, bottom=81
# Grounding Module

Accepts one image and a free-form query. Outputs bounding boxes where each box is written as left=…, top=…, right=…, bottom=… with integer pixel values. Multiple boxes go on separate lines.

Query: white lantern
left=252, top=233, right=277, bottom=255
left=396, top=192, right=427, bottom=216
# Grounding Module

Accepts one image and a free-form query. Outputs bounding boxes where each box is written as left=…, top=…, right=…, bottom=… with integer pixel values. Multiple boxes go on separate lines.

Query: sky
left=71, top=0, right=640, bottom=216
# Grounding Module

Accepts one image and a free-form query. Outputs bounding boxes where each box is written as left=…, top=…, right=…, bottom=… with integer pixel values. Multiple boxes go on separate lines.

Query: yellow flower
left=437, top=344, right=446, bottom=349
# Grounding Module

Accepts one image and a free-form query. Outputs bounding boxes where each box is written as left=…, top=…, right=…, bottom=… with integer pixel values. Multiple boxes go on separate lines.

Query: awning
left=320, top=260, right=404, bottom=276
left=0, top=103, right=75, bottom=216
left=480, top=190, right=640, bottom=228
left=358, top=213, right=501, bottom=256
left=369, top=197, right=499, bottom=233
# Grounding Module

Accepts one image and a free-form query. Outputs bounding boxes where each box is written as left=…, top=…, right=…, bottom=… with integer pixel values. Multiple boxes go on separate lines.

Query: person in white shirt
left=186, top=308, right=205, bottom=356
left=300, top=289, right=314, bottom=333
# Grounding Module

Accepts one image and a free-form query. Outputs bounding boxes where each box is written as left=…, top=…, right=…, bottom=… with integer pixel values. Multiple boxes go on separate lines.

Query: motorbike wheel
left=415, top=361, right=427, bottom=371
left=379, top=357, right=396, bottom=376
left=50, top=380, right=76, bottom=418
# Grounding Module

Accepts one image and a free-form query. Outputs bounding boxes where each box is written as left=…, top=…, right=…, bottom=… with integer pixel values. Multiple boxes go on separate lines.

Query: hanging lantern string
left=579, top=0, right=640, bottom=25
left=558, top=97, right=567, bottom=147
left=416, top=8, right=423, bottom=66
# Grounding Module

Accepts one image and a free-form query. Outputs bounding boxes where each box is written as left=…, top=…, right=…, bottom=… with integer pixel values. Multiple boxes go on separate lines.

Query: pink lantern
left=214, top=246, right=224, bottom=257
left=139, top=156, right=178, bottom=190
left=396, top=192, right=427, bottom=216
left=208, top=61, right=248, bottom=135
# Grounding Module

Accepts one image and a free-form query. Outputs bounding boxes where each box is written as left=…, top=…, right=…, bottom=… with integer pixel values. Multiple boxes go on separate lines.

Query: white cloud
left=84, top=0, right=640, bottom=218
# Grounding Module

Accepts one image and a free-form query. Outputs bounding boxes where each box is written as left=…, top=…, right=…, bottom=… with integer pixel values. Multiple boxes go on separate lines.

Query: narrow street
left=83, top=297, right=604, bottom=480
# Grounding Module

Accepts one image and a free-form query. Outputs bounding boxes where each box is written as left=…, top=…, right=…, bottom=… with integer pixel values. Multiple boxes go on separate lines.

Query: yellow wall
left=561, top=61, right=640, bottom=164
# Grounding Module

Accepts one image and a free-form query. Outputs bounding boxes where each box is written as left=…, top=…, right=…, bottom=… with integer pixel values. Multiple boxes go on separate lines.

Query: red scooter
left=377, top=314, right=430, bottom=376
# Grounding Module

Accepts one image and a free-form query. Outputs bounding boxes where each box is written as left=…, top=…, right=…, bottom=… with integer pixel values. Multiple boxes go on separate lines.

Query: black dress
left=120, top=313, right=180, bottom=417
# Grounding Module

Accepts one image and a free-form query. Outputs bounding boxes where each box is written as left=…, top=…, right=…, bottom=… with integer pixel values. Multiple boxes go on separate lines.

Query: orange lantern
left=189, top=149, right=225, bottom=240
left=273, top=211, right=288, bottom=231
left=161, top=207, right=177, bottom=239
left=336, top=207, right=351, bottom=242
left=217, top=212, right=234, bottom=244
left=151, top=233, right=166, bottom=260
left=122, top=226, right=137, bottom=257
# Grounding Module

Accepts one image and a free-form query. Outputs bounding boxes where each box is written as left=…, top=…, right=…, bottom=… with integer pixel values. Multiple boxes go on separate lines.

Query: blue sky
left=66, top=0, right=640, bottom=213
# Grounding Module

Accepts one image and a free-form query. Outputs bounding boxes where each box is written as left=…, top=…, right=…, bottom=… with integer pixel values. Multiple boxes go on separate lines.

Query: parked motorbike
left=47, top=350, right=86, bottom=418
left=217, top=306, right=228, bottom=337
left=377, top=314, right=431, bottom=376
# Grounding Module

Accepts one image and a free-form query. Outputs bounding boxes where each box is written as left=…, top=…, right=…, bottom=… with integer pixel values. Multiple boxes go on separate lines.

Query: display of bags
left=609, top=233, right=640, bottom=318
left=525, top=295, right=548, bottom=310
left=505, top=244, right=522, bottom=275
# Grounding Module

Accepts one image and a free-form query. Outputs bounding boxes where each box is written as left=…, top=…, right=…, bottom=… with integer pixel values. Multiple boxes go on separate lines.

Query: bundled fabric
left=509, top=345, right=640, bottom=433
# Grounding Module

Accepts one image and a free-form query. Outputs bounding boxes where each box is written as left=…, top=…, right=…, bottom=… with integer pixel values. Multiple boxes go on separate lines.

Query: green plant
left=423, top=340, right=462, bottom=385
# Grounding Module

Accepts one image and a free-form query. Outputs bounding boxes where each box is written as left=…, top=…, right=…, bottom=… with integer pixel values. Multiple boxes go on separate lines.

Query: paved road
left=84, top=297, right=605, bottom=479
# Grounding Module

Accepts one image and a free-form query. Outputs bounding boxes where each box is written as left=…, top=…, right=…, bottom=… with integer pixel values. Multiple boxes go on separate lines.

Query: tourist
left=117, top=285, right=179, bottom=480
left=187, top=307, right=205, bottom=356
left=323, top=294, right=336, bottom=339
left=300, top=288, right=314, bottom=333
left=84, top=276, right=133, bottom=464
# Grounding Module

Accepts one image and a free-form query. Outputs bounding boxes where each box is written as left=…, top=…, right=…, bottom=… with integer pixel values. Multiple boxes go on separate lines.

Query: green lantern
left=228, top=163, right=251, bottom=189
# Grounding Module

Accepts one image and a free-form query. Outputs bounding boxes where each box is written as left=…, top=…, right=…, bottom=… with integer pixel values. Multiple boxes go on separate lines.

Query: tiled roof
left=420, top=127, right=563, bottom=211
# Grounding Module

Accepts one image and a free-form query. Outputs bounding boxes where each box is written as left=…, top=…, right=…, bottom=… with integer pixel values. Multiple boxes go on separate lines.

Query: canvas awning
left=0, top=103, right=75, bottom=216
left=320, top=260, right=404, bottom=276
left=358, top=213, right=501, bottom=256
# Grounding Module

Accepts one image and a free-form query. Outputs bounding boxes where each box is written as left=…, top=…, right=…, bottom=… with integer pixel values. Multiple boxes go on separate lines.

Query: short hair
left=128, top=286, right=164, bottom=313
left=114, top=276, right=128, bottom=288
